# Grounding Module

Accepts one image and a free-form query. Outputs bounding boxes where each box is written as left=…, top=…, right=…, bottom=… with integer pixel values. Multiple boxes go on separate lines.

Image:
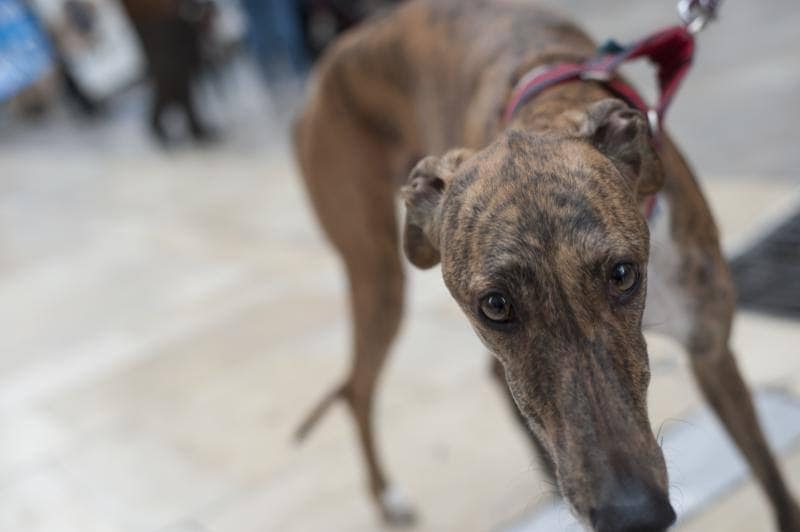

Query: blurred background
left=0, top=0, right=798, bottom=531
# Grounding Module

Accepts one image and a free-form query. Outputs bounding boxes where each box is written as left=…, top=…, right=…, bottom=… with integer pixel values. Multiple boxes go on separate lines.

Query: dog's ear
left=401, top=149, right=473, bottom=269
left=579, top=98, right=664, bottom=196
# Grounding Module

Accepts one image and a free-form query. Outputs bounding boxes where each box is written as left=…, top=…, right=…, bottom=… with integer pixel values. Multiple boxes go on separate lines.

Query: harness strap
left=503, top=25, right=695, bottom=137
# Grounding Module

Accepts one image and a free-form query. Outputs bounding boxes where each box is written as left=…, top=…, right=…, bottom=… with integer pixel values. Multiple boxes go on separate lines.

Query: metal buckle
left=647, top=109, right=660, bottom=137
left=580, top=69, right=611, bottom=82
left=677, top=0, right=719, bottom=34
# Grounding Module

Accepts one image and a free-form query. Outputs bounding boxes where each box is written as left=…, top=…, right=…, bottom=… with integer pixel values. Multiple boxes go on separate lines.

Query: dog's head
left=402, top=99, right=674, bottom=531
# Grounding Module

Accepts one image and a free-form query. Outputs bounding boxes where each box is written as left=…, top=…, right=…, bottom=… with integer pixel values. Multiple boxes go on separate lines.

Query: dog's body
left=293, top=1, right=800, bottom=530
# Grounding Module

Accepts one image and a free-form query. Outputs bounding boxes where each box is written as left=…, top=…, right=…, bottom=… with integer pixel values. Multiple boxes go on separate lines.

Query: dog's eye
left=479, top=292, right=514, bottom=323
left=608, top=262, right=640, bottom=300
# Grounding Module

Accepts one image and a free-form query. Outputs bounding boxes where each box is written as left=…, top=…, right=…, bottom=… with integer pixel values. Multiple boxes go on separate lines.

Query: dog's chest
left=643, top=196, right=692, bottom=344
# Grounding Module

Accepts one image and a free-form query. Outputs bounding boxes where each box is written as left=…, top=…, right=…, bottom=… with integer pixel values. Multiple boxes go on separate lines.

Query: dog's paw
left=380, top=486, right=417, bottom=527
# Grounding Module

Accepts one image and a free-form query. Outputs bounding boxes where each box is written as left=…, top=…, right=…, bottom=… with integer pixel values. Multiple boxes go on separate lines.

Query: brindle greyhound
left=292, top=1, right=800, bottom=530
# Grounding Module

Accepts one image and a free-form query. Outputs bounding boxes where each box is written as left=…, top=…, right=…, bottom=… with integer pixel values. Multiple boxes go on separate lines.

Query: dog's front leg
left=690, top=344, right=800, bottom=531
left=646, top=204, right=800, bottom=530
left=643, top=132, right=800, bottom=530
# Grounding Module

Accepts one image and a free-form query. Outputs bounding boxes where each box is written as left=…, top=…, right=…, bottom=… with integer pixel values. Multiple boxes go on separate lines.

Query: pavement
left=0, top=1, right=799, bottom=531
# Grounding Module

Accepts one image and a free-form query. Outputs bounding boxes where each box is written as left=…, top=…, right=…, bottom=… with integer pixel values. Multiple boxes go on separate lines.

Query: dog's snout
left=589, top=483, right=676, bottom=532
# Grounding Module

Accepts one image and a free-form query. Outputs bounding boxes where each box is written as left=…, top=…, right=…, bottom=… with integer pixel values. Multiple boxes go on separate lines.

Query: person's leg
left=266, top=0, right=309, bottom=76
left=241, top=0, right=309, bottom=81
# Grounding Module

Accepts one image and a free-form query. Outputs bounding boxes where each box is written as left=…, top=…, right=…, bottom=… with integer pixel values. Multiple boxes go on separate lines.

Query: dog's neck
left=502, top=81, right=663, bottom=220
left=504, top=80, right=614, bottom=135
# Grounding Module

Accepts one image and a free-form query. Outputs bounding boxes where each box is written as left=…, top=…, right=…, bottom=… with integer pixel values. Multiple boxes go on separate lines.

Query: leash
left=503, top=0, right=722, bottom=139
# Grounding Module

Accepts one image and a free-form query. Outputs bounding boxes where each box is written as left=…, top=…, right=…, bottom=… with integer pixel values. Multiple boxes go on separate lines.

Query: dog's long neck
left=504, top=80, right=615, bottom=136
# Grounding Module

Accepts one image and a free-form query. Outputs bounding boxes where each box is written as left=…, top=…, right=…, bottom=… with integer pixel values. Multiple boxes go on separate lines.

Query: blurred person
left=239, top=0, right=308, bottom=84
left=21, top=0, right=145, bottom=119
left=120, top=0, right=218, bottom=144
left=53, top=0, right=104, bottom=116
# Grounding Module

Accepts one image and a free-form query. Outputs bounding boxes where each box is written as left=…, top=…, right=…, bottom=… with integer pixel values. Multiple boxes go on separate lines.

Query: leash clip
left=647, top=109, right=660, bottom=137
left=580, top=69, right=611, bottom=82
left=678, top=0, right=720, bottom=34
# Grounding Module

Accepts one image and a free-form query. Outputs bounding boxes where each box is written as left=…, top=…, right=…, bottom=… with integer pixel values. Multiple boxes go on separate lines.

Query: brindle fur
left=293, top=1, right=800, bottom=529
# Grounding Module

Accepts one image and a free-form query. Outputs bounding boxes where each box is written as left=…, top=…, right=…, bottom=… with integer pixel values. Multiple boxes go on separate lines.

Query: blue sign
left=0, top=0, right=53, bottom=102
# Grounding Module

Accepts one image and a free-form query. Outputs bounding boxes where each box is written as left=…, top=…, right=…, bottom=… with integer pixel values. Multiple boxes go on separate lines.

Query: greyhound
left=292, top=1, right=800, bottom=530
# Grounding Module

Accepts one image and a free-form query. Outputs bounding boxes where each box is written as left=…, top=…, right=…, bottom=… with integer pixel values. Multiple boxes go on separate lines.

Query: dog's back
left=297, top=0, right=597, bottom=174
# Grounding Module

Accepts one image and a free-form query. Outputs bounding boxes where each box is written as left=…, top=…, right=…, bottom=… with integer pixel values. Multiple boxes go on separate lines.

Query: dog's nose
left=590, top=484, right=676, bottom=532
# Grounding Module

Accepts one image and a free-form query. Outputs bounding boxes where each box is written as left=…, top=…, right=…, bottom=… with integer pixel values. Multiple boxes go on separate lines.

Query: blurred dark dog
left=121, top=0, right=217, bottom=144
left=300, top=0, right=403, bottom=60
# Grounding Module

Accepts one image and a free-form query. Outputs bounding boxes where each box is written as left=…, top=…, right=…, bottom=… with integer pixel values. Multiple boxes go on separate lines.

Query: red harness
left=503, top=25, right=697, bottom=219
left=504, top=25, right=695, bottom=134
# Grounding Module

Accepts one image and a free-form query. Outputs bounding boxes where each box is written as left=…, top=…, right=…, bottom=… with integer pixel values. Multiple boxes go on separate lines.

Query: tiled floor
left=1, top=1, right=799, bottom=530
left=1, top=117, right=799, bottom=531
